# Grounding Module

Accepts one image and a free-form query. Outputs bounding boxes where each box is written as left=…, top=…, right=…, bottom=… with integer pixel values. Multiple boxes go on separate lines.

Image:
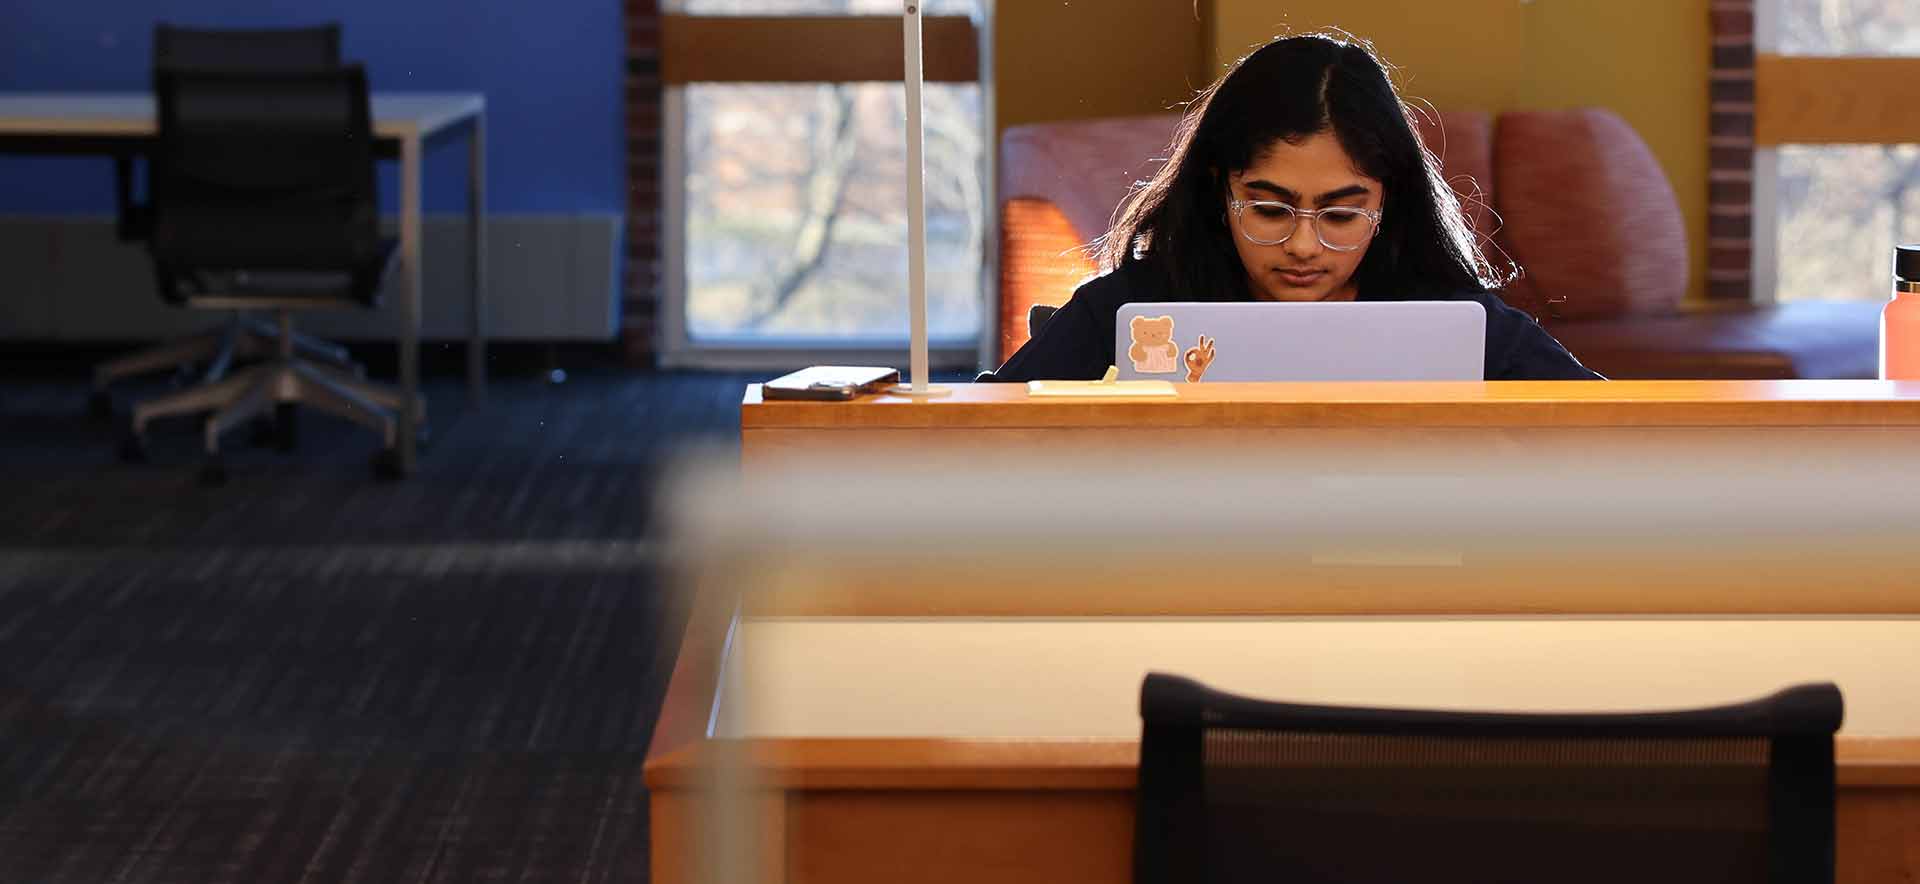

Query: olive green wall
left=1210, top=0, right=1711, bottom=302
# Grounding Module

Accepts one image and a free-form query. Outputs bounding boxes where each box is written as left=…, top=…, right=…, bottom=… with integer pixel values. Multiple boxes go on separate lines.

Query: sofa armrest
left=1547, top=301, right=1882, bottom=380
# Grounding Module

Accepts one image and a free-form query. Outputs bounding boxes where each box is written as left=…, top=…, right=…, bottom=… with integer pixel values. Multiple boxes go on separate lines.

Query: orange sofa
left=997, top=109, right=1882, bottom=379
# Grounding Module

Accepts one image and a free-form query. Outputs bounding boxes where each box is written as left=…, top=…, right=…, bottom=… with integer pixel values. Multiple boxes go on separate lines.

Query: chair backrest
left=153, top=23, right=341, bottom=70
left=1027, top=303, right=1059, bottom=338
left=116, top=26, right=342, bottom=244
left=1135, top=672, right=1840, bottom=884
left=149, top=66, right=382, bottom=300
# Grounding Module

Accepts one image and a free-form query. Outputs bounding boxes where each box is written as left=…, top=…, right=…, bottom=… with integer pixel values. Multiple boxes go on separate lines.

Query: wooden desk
left=647, top=602, right=1920, bottom=884
left=0, top=93, right=490, bottom=475
left=699, top=381, right=1920, bottom=881
left=740, top=379, right=1920, bottom=470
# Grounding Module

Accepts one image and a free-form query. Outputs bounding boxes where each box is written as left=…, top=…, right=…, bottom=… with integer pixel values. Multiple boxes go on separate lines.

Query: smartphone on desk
left=761, top=366, right=900, bottom=401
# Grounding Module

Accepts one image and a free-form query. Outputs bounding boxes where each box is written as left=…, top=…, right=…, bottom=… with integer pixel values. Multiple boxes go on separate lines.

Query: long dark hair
left=1095, top=32, right=1508, bottom=300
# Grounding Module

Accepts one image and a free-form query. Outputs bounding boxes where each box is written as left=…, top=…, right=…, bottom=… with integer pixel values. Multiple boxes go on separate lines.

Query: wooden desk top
left=0, top=92, right=485, bottom=140
left=740, top=380, right=1920, bottom=429
left=719, top=616, right=1920, bottom=740
left=644, top=606, right=1920, bottom=790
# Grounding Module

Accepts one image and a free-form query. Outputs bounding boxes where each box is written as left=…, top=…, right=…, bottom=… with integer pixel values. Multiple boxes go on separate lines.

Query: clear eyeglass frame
left=1227, top=199, right=1383, bottom=252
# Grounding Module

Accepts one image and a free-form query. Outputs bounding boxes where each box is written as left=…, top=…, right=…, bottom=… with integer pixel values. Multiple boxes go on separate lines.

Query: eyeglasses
left=1227, top=199, right=1382, bottom=252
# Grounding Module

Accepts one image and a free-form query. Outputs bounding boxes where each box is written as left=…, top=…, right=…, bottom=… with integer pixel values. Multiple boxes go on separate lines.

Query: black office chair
left=91, top=23, right=353, bottom=417
left=1135, top=672, right=1841, bottom=884
left=123, top=65, right=417, bottom=483
left=152, top=23, right=341, bottom=69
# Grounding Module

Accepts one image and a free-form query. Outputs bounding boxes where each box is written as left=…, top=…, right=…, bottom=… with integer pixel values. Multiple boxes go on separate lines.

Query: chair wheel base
left=372, top=448, right=406, bottom=481
left=117, top=431, right=149, bottom=464
left=245, top=406, right=299, bottom=452
left=199, top=458, right=229, bottom=487
left=89, top=391, right=113, bottom=420
left=274, top=403, right=298, bottom=452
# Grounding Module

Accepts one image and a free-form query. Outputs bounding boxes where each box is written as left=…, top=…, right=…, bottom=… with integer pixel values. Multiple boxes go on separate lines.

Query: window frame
left=1751, top=0, right=1920, bottom=304
left=654, top=7, right=997, bottom=371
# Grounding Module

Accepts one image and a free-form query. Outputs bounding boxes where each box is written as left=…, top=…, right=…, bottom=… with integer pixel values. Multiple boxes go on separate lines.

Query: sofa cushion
left=1494, top=109, right=1688, bottom=322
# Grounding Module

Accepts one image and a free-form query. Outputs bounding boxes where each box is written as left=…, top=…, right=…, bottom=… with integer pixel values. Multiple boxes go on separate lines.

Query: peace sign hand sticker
left=1184, top=335, right=1216, bottom=383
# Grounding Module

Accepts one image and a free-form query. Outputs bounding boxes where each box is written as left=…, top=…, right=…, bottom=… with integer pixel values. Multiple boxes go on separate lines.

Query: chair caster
left=89, top=390, right=113, bottom=420
left=248, top=416, right=276, bottom=447
left=117, top=430, right=149, bottom=464
left=372, top=448, right=407, bottom=481
left=274, top=403, right=298, bottom=452
left=199, top=457, right=229, bottom=487
left=245, top=406, right=298, bottom=451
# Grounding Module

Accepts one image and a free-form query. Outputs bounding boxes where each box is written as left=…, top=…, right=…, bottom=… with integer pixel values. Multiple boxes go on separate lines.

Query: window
left=1757, top=0, right=1920, bottom=303
left=1774, top=0, right=1919, bottom=54
left=659, top=0, right=990, bottom=367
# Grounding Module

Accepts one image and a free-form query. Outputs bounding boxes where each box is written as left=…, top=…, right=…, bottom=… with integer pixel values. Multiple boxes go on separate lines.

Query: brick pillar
left=1708, top=0, right=1756, bottom=301
left=623, top=0, right=662, bottom=363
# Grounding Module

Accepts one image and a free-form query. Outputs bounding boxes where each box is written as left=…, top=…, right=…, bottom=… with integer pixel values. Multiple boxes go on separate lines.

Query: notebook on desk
left=1114, top=301, right=1486, bottom=382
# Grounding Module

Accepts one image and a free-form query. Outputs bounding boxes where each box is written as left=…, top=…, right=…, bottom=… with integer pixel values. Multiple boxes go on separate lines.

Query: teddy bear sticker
left=1129, top=315, right=1219, bottom=381
left=1127, top=315, right=1180, bottom=374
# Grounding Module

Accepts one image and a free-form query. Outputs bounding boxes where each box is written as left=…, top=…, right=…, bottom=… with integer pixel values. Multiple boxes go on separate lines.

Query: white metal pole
left=903, top=0, right=930, bottom=393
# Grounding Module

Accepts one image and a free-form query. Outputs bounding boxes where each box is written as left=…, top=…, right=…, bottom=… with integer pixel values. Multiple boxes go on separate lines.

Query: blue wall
left=0, top=0, right=624, bottom=215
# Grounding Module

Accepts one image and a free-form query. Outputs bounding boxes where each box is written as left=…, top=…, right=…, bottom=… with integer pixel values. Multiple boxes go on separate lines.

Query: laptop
left=1113, top=301, right=1486, bottom=382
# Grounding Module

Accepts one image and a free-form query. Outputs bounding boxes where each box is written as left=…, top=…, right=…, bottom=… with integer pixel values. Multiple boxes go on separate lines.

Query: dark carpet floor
left=0, top=359, right=759, bottom=883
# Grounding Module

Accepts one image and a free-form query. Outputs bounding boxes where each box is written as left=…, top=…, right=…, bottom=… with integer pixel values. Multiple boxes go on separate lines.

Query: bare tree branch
left=741, top=85, right=861, bottom=329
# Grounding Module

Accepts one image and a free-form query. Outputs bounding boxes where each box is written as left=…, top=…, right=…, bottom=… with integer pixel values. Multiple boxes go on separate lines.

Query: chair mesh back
left=153, top=24, right=341, bottom=70
left=149, top=66, right=380, bottom=285
left=1136, top=674, right=1840, bottom=884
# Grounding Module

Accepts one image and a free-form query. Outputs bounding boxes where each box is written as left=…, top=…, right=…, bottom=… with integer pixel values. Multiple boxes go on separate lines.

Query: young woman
left=983, top=33, right=1601, bottom=382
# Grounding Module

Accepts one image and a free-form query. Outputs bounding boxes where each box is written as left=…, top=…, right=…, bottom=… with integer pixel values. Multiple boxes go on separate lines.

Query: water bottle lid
left=1899, top=244, right=1920, bottom=283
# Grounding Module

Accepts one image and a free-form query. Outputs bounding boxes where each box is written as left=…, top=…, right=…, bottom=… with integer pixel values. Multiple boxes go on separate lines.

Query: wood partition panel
left=661, top=15, right=979, bottom=84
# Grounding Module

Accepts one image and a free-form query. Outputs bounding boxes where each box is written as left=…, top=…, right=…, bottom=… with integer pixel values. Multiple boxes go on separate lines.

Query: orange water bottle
left=1884, top=245, right=1920, bottom=380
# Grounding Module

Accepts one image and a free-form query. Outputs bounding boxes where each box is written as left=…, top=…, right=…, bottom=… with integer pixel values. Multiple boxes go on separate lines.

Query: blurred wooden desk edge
left=741, top=380, right=1920, bottom=431
left=643, top=590, right=1920, bottom=884
left=739, top=380, right=1920, bottom=472
left=648, top=735, right=1920, bottom=790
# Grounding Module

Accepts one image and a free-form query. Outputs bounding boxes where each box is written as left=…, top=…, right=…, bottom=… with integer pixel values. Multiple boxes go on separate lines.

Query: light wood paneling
left=1756, top=55, right=1920, bottom=147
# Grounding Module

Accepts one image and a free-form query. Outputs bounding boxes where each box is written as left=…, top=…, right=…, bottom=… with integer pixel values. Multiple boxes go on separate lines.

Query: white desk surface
left=0, top=93, right=484, bottom=139
left=717, top=616, right=1920, bottom=740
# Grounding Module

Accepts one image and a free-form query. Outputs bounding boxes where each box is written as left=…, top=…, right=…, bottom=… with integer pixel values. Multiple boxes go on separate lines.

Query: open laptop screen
left=1114, top=301, right=1486, bottom=382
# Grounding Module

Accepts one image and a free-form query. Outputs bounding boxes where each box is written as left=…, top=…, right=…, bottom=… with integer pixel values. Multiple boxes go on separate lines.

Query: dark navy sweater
left=981, top=261, right=1603, bottom=383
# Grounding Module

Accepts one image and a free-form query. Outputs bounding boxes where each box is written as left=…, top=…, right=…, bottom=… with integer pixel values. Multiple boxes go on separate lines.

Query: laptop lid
left=1114, top=301, right=1486, bottom=382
